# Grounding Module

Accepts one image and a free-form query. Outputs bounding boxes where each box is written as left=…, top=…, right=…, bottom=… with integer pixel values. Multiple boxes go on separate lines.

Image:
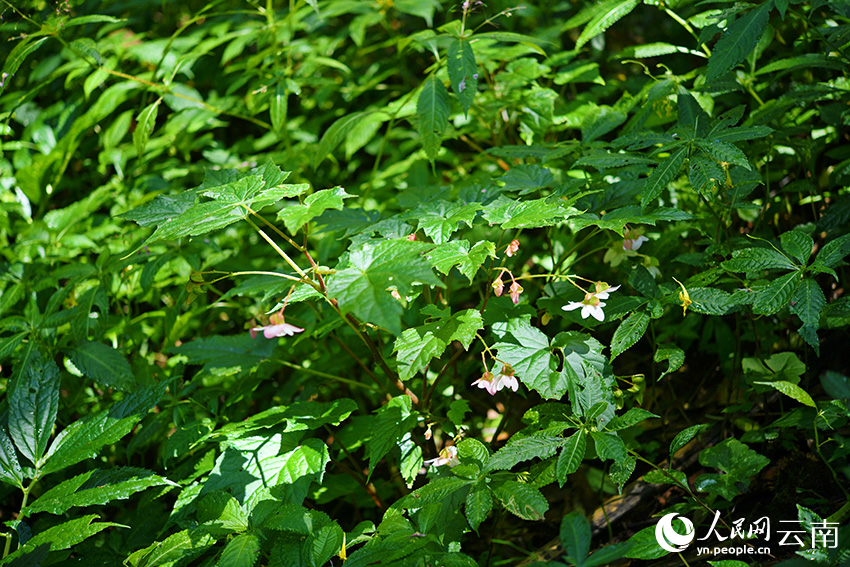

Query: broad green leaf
left=625, top=525, right=670, bottom=560
left=590, top=431, right=627, bottom=461
left=643, top=469, right=688, bottom=486
left=492, top=481, right=548, bottom=520
left=582, top=106, right=627, bottom=143
left=8, top=350, right=60, bottom=469
left=169, top=334, right=275, bottom=381
left=416, top=75, right=451, bottom=161
left=706, top=1, right=773, bottom=82
left=328, top=240, right=442, bottom=336
left=133, top=99, right=161, bottom=156
left=571, top=206, right=693, bottom=234
left=128, top=528, right=217, bottom=567
left=23, top=467, right=176, bottom=516
left=821, top=371, right=850, bottom=400
left=688, top=154, right=724, bottom=194
left=197, top=491, right=249, bottom=532
left=427, top=240, right=496, bottom=282
left=654, top=347, right=684, bottom=379
left=753, top=380, right=816, bottom=408
left=813, top=233, right=850, bottom=270
left=0, top=429, right=23, bottom=489
left=1, top=37, right=48, bottom=82
left=393, top=309, right=482, bottom=381
left=780, top=231, right=814, bottom=265
left=610, top=311, right=649, bottom=360
left=721, top=247, right=797, bottom=272
left=465, top=481, right=492, bottom=532
left=218, top=534, right=260, bottom=567
left=695, top=439, right=769, bottom=501
left=752, top=270, right=801, bottom=315
left=640, top=146, right=687, bottom=210
left=585, top=541, right=634, bottom=567
left=697, top=139, right=751, bottom=170
left=2, top=515, right=116, bottom=565
left=669, top=424, right=710, bottom=459
left=43, top=383, right=166, bottom=475
left=277, top=187, right=353, bottom=234
left=790, top=278, right=825, bottom=329
left=711, top=125, right=772, bottom=143
left=395, top=477, right=472, bottom=509
left=69, top=341, right=135, bottom=391
left=556, top=430, right=586, bottom=486
left=315, top=111, right=368, bottom=166
left=309, top=523, right=345, bottom=567
left=687, top=287, right=741, bottom=316
left=575, top=0, right=640, bottom=49
left=447, top=39, right=478, bottom=116
left=120, top=192, right=196, bottom=227
left=260, top=503, right=317, bottom=533
left=412, top=201, right=481, bottom=244
left=366, top=396, right=418, bottom=475
left=560, top=511, right=591, bottom=566
left=757, top=53, right=845, bottom=75
left=493, top=321, right=568, bottom=400
left=610, top=455, right=636, bottom=489
left=483, top=196, right=573, bottom=229
left=606, top=408, right=659, bottom=431
left=484, top=436, right=562, bottom=473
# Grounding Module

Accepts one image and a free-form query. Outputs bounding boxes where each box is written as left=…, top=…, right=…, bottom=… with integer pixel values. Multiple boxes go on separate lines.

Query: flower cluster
left=492, top=272, right=523, bottom=304
left=472, top=363, right=519, bottom=396
left=562, top=282, right=621, bottom=322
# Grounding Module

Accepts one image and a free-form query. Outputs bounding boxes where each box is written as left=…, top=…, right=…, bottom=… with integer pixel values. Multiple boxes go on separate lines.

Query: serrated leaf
left=485, top=436, right=562, bottom=473
left=8, top=350, right=59, bottom=469
left=2, top=515, right=117, bottom=565
left=131, top=528, right=217, bottom=567
left=669, top=423, right=710, bottom=459
left=170, top=334, right=275, bottom=381
left=277, top=187, right=353, bottom=234
left=722, top=247, right=798, bottom=272
left=643, top=469, right=688, bottom=486
left=697, top=139, right=751, bottom=169
left=712, top=126, right=773, bottom=143
left=688, top=155, right=724, bottom=194
left=465, top=482, right=492, bottom=532
left=753, top=380, right=815, bottom=408
left=68, top=341, right=135, bottom=391
left=590, top=431, right=627, bottom=461
left=640, top=146, right=687, bottom=210
left=328, top=240, right=442, bottom=336
left=695, top=439, right=769, bottom=501
left=606, top=408, right=659, bottom=431
left=197, top=491, right=249, bottom=532
left=557, top=430, right=586, bottom=486
left=483, top=196, right=572, bottom=230
left=575, top=0, right=640, bottom=49
left=780, top=231, right=814, bottom=265
left=493, top=321, right=567, bottom=400
left=426, top=240, right=496, bottom=282
left=492, top=481, right=548, bottom=520
left=560, top=511, right=591, bottom=565
left=218, top=534, right=260, bottom=567
left=309, top=523, right=344, bottom=567
left=571, top=206, right=694, bottom=234
left=610, top=311, right=649, bottom=360
left=413, top=201, right=481, bottom=244
left=813, top=233, right=850, bottom=269
left=133, top=99, right=161, bottom=156
left=23, top=467, right=175, bottom=516
left=752, top=270, right=801, bottom=315
left=416, top=75, right=451, bottom=161
left=367, top=396, right=418, bottom=475
left=706, top=1, right=773, bottom=82
left=447, top=39, right=478, bottom=116
left=790, top=278, right=825, bottom=329
left=0, top=429, right=23, bottom=489
left=396, top=477, right=472, bottom=509
left=654, top=347, right=684, bottom=379
left=393, top=309, right=482, bottom=381
left=42, top=383, right=166, bottom=475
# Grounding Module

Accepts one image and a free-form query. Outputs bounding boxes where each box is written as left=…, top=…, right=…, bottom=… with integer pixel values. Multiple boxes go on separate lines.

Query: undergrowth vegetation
left=1, top=0, right=850, bottom=565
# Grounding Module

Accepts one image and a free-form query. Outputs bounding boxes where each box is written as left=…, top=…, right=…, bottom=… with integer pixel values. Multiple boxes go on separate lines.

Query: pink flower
left=509, top=281, right=523, bottom=304
left=472, top=364, right=519, bottom=396
left=407, top=233, right=417, bottom=241
left=562, top=293, right=607, bottom=322
left=424, top=445, right=459, bottom=467
left=505, top=239, right=520, bottom=257
left=251, top=310, right=304, bottom=339
left=622, top=228, right=649, bottom=251
left=492, top=273, right=504, bottom=297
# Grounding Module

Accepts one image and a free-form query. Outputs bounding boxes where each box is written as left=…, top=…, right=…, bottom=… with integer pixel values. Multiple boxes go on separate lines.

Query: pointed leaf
left=8, top=350, right=60, bottom=469
left=706, top=1, right=773, bottom=82
left=560, top=511, right=591, bottom=566
left=752, top=271, right=801, bottom=315
left=640, top=146, right=687, bottom=210
left=492, top=481, right=548, bottom=520
left=416, top=75, right=451, bottom=161
left=447, top=39, right=478, bottom=116
left=315, top=111, right=368, bottom=166
left=753, top=380, right=816, bottom=408
left=0, top=429, right=23, bottom=489
left=780, top=231, right=814, bottom=265
left=556, top=430, right=586, bottom=485
left=2, top=515, right=117, bottom=565
left=721, top=247, right=798, bottom=272
left=575, top=0, right=640, bottom=49
left=610, top=311, right=649, bottom=360
left=68, top=341, right=135, bottom=391
left=813, top=233, right=850, bottom=269
left=789, top=278, right=825, bottom=328
left=277, top=187, right=353, bottom=234
left=427, top=240, right=496, bottom=282
left=218, top=534, right=260, bottom=567
left=133, top=99, right=161, bottom=156
left=484, top=436, right=563, bottom=473
left=465, top=481, right=492, bottom=532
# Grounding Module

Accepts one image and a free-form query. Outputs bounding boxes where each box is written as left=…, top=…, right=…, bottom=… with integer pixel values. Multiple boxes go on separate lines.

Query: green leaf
left=447, top=39, right=478, bottom=116
left=315, top=111, right=369, bottom=166
left=697, top=139, right=751, bottom=170
left=0, top=429, right=23, bottom=489
left=2, top=515, right=117, bottom=565
left=492, top=481, right=548, bottom=521
left=1, top=37, right=48, bottom=82
left=393, top=309, right=482, bottom=381
left=722, top=246, right=798, bottom=272
left=780, top=231, right=814, bottom=265
left=643, top=469, right=688, bottom=486
left=65, top=14, right=125, bottom=26
left=575, top=0, right=640, bottom=49
left=584, top=541, right=633, bottom=567
left=218, top=534, right=260, bottom=567
left=556, top=430, right=586, bottom=486
left=606, top=408, right=659, bottom=431
left=752, top=270, right=801, bottom=315
left=328, top=240, right=442, bottom=336
left=366, top=396, right=418, bottom=475
left=427, top=240, right=496, bottom=282
left=706, top=1, right=773, bottom=82
left=309, top=523, right=344, bottom=567
left=416, top=75, right=451, bottom=161
left=169, top=333, right=275, bottom=381
left=412, top=201, right=481, bottom=245
left=610, top=311, right=649, bottom=360
left=42, top=383, right=166, bottom=475
left=669, top=424, right=710, bottom=459
left=493, top=321, right=568, bottom=400
left=483, top=196, right=573, bottom=229
left=68, top=341, right=135, bottom=391
left=129, top=528, right=217, bottom=567
left=625, top=525, right=670, bottom=560
left=465, top=481, right=493, bottom=532
left=790, top=278, right=825, bottom=341
left=485, top=436, right=563, bottom=473
left=711, top=125, right=773, bottom=143
left=640, top=146, right=687, bottom=210
left=687, top=287, right=740, bottom=316
left=753, top=380, right=816, bottom=408
left=695, top=438, right=769, bottom=501
left=277, top=187, right=353, bottom=234
left=688, top=155, right=724, bottom=194
left=8, top=350, right=60, bottom=469
left=560, top=511, right=591, bottom=566
left=813, top=233, right=850, bottom=269
left=654, top=347, right=685, bottom=379
left=197, top=491, right=249, bottom=532
left=23, top=467, right=176, bottom=516
left=271, top=82, right=288, bottom=136
left=590, top=431, right=627, bottom=461
left=571, top=206, right=693, bottom=233
left=133, top=99, right=161, bottom=156
left=395, top=477, right=472, bottom=509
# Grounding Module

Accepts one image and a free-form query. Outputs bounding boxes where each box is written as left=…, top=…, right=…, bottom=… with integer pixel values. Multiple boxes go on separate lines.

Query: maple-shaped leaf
left=327, top=240, right=443, bottom=335
left=426, top=240, right=496, bottom=282
left=393, top=308, right=482, bottom=381
left=410, top=200, right=481, bottom=244
left=482, top=196, right=573, bottom=229
left=277, top=187, right=354, bottom=234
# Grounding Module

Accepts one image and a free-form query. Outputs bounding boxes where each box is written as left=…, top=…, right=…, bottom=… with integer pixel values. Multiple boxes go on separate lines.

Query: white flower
left=563, top=294, right=607, bottom=322
left=591, top=282, right=620, bottom=300
left=424, top=445, right=459, bottom=467
left=471, top=364, right=520, bottom=395
left=623, top=228, right=650, bottom=251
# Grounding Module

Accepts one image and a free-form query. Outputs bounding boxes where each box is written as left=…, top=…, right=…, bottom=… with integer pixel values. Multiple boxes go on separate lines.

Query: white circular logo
left=655, top=513, right=695, bottom=553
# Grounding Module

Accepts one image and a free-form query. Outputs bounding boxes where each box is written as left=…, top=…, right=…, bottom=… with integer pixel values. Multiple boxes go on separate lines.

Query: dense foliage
left=2, top=0, right=850, bottom=565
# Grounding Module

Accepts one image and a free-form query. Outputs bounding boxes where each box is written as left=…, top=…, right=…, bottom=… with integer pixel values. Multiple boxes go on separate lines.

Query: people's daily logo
left=655, top=513, right=696, bottom=552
